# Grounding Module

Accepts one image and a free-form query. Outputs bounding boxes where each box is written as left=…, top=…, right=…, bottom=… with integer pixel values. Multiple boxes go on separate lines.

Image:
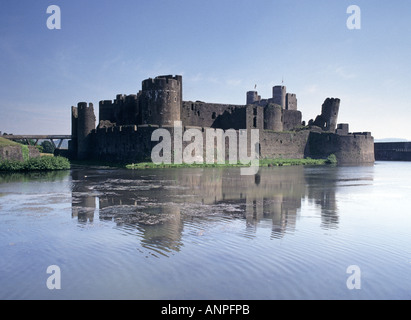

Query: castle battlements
left=68, top=74, right=375, bottom=164
left=142, top=75, right=182, bottom=91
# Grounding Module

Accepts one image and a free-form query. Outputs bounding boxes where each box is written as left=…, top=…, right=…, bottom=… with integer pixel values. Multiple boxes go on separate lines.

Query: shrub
left=0, top=156, right=70, bottom=172
left=326, top=154, right=338, bottom=165
left=21, top=145, right=29, bottom=161
left=40, top=141, right=55, bottom=154
left=0, top=160, right=25, bottom=171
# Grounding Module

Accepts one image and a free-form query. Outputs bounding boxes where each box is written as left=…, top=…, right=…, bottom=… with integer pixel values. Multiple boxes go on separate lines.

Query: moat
left=0, top=163, right=410, bottom=300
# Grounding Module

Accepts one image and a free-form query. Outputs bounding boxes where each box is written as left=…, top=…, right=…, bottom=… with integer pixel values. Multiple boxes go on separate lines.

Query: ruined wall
left=246, top=91, right=260, bottom=105
left=99, top=94, right=139, bottom=126
left=246, top=105, right=264, bottom=130
left=28, top=146, right=40, bottom=159
left=308, top=131, right=375, bottom=164
left=0, top=146, right=40, bottom=161
left=286, top=93, right=297, bottom=111
left=313, top=98, right=340, bottom=132
left=0, top=146, right=24, bottom=161
left=182, top=101, right=247, bottom=130
left=282, top=110, right=302, bottom=131
left=336, top=123, right=349, bottom=136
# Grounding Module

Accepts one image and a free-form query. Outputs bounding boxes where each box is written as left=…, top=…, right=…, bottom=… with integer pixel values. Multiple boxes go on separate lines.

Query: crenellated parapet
left=140, top=75, right=182, bottom=126
left=99, top=94, right=139, bottom=127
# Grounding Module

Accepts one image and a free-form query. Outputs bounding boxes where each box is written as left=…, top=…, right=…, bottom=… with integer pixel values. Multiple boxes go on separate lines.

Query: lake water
left=0, top=162, right=410, bottom=300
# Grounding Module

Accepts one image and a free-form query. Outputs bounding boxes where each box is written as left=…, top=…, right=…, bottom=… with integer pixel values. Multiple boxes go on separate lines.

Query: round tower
left=272, top=86, right=286, bottom=109
left=140, top=75, right=182, bottom=126
left=321, top=98, right=340, bottom=132
left=77, top=102, right=96, bottom=160
left=68, top=106, right=79, bottom=159
left=264, top=104, right=283, bottom=132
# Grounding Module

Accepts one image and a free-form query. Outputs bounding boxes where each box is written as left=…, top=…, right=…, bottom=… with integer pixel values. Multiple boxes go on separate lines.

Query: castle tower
left=99, top=100, right=115, bottom=124
left=77, top=102, right=96, bottom=160
left=272, top=86, right=286, bottom=109
left=69, top=106, right=79, bottom=159
left=264, top=104, right=283, bottom=132
left=247, top=91, right=260, bottom=105
left=321, top=98, right=340, bottom=132
left=124, top=94, right=139, bottom=125
left=286, top=93, right=297, bottom=111
left=140, top=75, right=182, bottom=126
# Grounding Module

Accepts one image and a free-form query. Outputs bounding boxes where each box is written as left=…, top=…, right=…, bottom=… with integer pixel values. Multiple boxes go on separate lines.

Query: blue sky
left=1, top=0, right=410, bottom=139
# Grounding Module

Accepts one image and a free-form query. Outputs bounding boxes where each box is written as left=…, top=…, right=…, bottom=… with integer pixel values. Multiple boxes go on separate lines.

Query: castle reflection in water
left=70, top=166, right=340, bottom=254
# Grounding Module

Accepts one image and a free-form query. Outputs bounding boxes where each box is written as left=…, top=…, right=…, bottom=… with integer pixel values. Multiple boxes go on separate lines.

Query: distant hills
left=375, top=138, right=410, bottom=143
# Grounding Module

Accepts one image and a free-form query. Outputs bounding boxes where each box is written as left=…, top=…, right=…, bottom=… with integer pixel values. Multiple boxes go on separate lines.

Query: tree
left=41, top=141, right=55, bottom=154
left=17, top=139, right=36, bottom=146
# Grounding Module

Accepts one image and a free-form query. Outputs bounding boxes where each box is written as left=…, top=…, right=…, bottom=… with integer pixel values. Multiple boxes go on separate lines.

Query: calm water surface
left=0, top=162, right=410, bottom=300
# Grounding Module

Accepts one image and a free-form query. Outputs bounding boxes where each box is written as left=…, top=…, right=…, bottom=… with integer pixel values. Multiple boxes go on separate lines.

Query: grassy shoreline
left=0, top=137, right=70, bottom=172
left=126, top=155, right=337, bottom=170
left=62, top=154, right=338, bottom=170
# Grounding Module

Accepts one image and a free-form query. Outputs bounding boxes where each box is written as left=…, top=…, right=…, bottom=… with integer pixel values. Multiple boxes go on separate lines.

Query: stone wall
left=0, top=145, right=40, bottom=161
left=0, top=146, right=23, bottom=161
left=282, top=110, right=302, bottom=131
left=308, top=131, right=375, bottom=164
left=88, top=125, right=314, bottom=164
left=87, top=123, right=374, bottom=165
left=260, top=130, right=310, bottom=159
left=90, top=125, right=157, bottom=163
left=182, top=101, right=247, bottom=130
left=246, top=105, right=264, bottom=130
left=374, top=142, right=411, bottom=161
left=286, top=93, right=297, bottom=111
left=99, top=94, right=139, bottom=126
left=29, top=146, right=41, bottom=159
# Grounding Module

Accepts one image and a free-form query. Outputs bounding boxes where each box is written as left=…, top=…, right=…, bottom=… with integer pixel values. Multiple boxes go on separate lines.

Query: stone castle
left=68, top=75, right=375, bottom=164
